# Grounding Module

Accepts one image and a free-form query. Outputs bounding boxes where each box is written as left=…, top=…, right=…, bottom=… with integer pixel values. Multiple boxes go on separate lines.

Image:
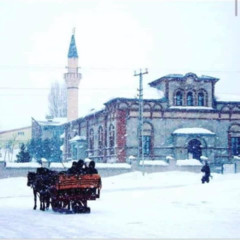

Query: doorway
left=188, top=139, right=202, bottom=160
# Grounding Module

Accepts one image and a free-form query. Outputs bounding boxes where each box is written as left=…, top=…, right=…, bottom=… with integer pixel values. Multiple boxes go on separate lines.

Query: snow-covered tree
left=48, top=81, right=67, bottom=118
left=28, top=136, right=62, bottom=162
left=16, top=144, right=31, bottom=163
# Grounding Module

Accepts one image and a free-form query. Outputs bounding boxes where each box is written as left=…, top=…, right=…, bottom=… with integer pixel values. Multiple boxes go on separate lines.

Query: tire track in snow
left=103, top=183, right=189, bottom=193
left=0, top=194, right=31, bottom=199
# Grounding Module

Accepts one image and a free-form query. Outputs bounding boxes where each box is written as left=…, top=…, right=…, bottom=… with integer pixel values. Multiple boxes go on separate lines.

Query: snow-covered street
left=1, top=171, right=240, bottom=238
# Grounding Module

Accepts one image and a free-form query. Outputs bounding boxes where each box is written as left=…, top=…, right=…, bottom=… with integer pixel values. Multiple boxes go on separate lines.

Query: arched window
left=109, top=124, right=115, bottom=155
left=142, top=122, right=153, bottom=156
left=229, top=124, right=240, bottom=156
left=98, top=126, right=103, bottom=155
left=187, top=92, right=194, bottom=106
left=89, top=129, right=94, bottom=155
left=198, top=92, right=205, bottom=106
left=176, top=91, right=183, bottom=106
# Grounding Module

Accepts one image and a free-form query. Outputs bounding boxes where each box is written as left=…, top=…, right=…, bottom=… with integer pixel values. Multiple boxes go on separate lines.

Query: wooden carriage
left=27, top=168, right=102, bottom=214
left=50, top=173, right=102, bottom=213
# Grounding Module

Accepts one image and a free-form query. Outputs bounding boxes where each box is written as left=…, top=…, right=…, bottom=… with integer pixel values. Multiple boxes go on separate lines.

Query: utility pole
left=134, top=68, right=148, bottom=175
left=236, top=0, right=238, bottom=16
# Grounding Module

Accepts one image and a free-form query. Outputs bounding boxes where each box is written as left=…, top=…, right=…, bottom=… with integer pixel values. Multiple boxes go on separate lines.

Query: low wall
left=0, top=158, right=218, bottom=179
left=132, top=165, right=202, bottom=174
left=0, top=163, right=132, bottom=179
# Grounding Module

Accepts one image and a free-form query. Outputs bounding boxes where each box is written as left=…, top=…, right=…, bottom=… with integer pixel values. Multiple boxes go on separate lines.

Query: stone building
left=63, top=70, right=240, bottom=164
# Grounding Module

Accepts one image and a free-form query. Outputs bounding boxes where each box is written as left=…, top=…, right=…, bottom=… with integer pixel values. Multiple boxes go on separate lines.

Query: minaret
left=64, top=30, right=81, bottom=121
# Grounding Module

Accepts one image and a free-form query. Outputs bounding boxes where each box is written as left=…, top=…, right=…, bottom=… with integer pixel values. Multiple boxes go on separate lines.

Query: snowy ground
left=0, top=171, right=240, bottom=238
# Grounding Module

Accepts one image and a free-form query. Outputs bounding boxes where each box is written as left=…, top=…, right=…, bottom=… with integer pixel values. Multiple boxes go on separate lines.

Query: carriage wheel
left=72, top=200, right=90, bottom=214
left=51, top=198, right=61, bottom=212
left=52, top=198, right=72, bottom=213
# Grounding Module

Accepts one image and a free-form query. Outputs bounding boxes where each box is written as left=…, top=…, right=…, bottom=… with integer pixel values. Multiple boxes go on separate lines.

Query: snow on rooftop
left=173, top=128, right=215, bottom=135
left=143, top=85, right=164, bottom=99
left=6, top=162, right=41, bottom=168
left=165, top=74, right=184, bottom=78
left=105, top=84, right=163, bottom=103
left=36, top=117, right=67, bottom=126
left=69, top=135, right=86, bottom=142
left=96, top=163, right=131, bottom=169
left=78, top=83, right=164, bottom=119
left=49, top=162, right=131, bottom=169
left=176, top=159, right=203, bottom=166
left=139, top=160, right=168, bottom=166
left=216, top=94, right=240, bottom=102
left=170, top=106, right=213, bottom=110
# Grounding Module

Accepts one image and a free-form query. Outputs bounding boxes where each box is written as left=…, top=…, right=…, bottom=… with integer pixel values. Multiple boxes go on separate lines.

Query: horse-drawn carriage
left=27, top=167, right=102, bottom=214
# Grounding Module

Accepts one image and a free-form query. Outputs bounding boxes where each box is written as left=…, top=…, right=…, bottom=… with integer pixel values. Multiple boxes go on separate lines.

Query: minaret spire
left=64, top=30, right=82, bottom=121
left=68, top=30, right=78, bottom=59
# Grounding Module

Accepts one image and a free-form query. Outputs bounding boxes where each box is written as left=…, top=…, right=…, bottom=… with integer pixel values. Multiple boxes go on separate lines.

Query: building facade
left=0, top=126, right=32, bottom=161
left=0, top=126, right=31, bottom=149
left=63, top=72, right=240, bottom=164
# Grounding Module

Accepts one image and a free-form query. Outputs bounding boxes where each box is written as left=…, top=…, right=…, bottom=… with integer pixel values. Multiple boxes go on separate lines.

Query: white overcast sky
left=0, top=0, right=239, bottom=130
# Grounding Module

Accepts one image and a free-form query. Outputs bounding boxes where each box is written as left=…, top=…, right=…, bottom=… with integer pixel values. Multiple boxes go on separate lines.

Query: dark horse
left=27, top=168, right=56, bottom=211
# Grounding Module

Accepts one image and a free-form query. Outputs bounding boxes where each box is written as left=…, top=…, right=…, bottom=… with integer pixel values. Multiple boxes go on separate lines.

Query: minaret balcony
left=64, top=73, right=82, bottom=80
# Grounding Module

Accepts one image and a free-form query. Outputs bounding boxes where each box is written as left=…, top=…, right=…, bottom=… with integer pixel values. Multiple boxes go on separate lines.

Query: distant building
left=31, top=117, right=67, bottom=162
left=0, top=126, right=31, bottom=161
left=0, top=126, right=31, bottom=149
left=31, top=117, right=66, bottom=140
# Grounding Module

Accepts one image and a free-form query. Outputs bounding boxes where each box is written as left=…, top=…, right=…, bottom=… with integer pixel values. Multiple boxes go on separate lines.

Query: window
left=141, top=122, right=152, bottom=157
left=231, top=137, right=240, bottom=156
left=89, top=129, right=94, bottom=155
left=187, top=92, right=194, bottom=106
left=18, top=132, right=24, bottom=136
left=229, top=124, right=240, bottom=157
left=143, top=136, right=151, bottom=156
left=198, top=92, right=204, bottom=106
left=176, top=91, right=183, bottom=106
left=72, top=144, right=78, bottom=160
left=109, top=124, right=115, bottom=155
left=98, top=126, right=103, bottom=155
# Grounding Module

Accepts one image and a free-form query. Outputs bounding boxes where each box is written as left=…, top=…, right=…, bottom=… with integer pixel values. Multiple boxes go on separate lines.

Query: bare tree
left=4, top=133, right=17, bottom=162
left=48, top=81, right=67, bottom=118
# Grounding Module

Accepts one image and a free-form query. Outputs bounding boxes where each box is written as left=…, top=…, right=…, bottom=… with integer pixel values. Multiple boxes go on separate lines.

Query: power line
left=0, top=65, right=239, bottom=73
left=0, top=87, right=139, bottom=90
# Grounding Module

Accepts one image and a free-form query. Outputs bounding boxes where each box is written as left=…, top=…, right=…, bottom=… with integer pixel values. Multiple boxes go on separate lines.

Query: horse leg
left=39, top=194, right=44, bottom=211
left=33, top=190, right=37, bottom=210
left=42, top=195, right=46, bottom=211
left=46, top=195, right=50, bottom=210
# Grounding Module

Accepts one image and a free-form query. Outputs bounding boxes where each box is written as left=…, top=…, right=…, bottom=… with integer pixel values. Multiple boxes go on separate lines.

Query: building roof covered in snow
left=149, top=72, right=219, bottom=87
left=69, top=135, right=86, bottom=142
left=33, top=117, right=67, bottom=126
left=215, top=94, right=240, bottom=103
left=173, top=128, right=215, bottom=135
